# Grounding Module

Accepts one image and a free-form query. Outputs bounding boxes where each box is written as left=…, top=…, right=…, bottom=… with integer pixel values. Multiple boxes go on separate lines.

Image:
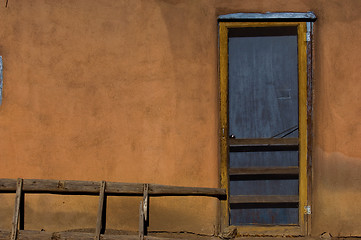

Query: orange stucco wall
left=0, top=0, right=361, bottom=237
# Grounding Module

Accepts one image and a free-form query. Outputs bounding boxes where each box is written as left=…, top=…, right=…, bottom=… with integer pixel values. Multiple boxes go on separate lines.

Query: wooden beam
left=95, top=181, right=106, bottom=240
left=229, top=167, right=298, bottom=176
left=229, top=195, right=298, bottom=204
left=228, top=138, right=299, bottom=147
left=0, top=178, right=17, bottom=191
left=0, top=231, right=10, bottom=239
left=0, top=179, right=226, bottom=198
left=148, top=184, right=226, bottom=197
left=11, top=178, right=23, bottom=240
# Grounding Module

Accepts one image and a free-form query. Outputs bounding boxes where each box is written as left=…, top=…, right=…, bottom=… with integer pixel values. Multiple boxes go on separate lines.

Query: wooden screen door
left=219, top=21, right=311, bottom=236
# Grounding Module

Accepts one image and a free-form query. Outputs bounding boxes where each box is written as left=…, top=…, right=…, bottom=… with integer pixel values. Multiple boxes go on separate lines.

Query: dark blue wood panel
left=228, top=29, right=298, bottom=139
left=230, top=179, right=298, bottom=196
left=230, top=151, right=298, bottom=168
left=228, top=27, right=299, bottom=225
left=230, top=207, right=298, bottom=225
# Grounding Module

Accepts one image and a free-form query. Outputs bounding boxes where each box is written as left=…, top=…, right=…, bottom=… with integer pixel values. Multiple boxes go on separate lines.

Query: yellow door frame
left=219, top=22, right=309, bottom=236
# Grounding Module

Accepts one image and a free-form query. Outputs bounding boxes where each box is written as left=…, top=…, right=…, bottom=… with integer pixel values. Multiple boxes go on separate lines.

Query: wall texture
left=0, top=0, right=361, bottom=237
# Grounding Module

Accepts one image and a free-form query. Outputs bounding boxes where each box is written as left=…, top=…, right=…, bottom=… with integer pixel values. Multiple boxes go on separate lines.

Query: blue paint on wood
left=231, top=207, right=298, bottom=226
left=228, top=27, right=300, bottom=225
left=230, top=151, right=298, bottom=168
left=218, top=12, right=316, bottom=22
left=228, top=29, right=299, bottom=139
left=230, top=179, right=298, bottom=196
left=0, top=56, right=2, bottom=106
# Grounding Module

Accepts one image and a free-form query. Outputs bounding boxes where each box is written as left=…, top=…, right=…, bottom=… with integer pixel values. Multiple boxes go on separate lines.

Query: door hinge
left=304, top=205, right=311, bottom=215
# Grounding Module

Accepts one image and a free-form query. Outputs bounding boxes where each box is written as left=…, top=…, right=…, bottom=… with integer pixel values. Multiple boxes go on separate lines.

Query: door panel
left=230, top=151, right=298, bottom=168
left=231, top=206, right=298, bottom=225
left=228, top=27, right=298, bottom=139
left=228, top=26, right=299, bottom=226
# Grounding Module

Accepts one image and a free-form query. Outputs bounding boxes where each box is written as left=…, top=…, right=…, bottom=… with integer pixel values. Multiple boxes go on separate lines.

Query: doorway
left=219, top=18, right=314, bottom=235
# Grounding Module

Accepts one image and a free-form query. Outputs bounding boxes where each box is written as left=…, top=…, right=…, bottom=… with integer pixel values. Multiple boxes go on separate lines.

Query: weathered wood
left=0, top=179, right=17, bottom=191
left=95, top=181, right=106, bottom=240
left=229, top=167, right=299, bottom=176
left=228, top=138, right=299, bottom=147
left=0, top=179, right=101, bottom=194
left=105, top=182, right=144, bottom=195
left=0, top=179, right=226, bottom=198
left=148, top=184, right=226, bottom=197
left=229, top=195, right=298, bottom=204
left=0, top=230, right=11, bottom=240
left=298, top=22, right=309, bottom=235
left=306, top=22, right=314, bottom=237
left=219, top=21, right=230, bottom=232
left=11, top=178, right=23, bottom=240
left=143, top=184, right=149, bottom=222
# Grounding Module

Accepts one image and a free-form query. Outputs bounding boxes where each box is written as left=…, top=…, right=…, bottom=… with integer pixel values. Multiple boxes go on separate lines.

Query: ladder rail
left=0, top=178, right=226, bottom=240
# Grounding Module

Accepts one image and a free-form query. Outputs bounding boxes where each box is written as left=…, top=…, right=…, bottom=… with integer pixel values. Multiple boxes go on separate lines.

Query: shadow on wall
left=313, top=148, right=361, bottom=236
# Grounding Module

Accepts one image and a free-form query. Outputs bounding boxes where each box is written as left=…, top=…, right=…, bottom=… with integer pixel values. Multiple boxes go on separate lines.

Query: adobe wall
left=0, top=0, right=220, bottom=235
left=0, top=0, right=360, bottom=237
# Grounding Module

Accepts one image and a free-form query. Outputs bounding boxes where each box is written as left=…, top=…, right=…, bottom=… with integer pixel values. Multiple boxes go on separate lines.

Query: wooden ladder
left=0, top=178, right=226, bottom=240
